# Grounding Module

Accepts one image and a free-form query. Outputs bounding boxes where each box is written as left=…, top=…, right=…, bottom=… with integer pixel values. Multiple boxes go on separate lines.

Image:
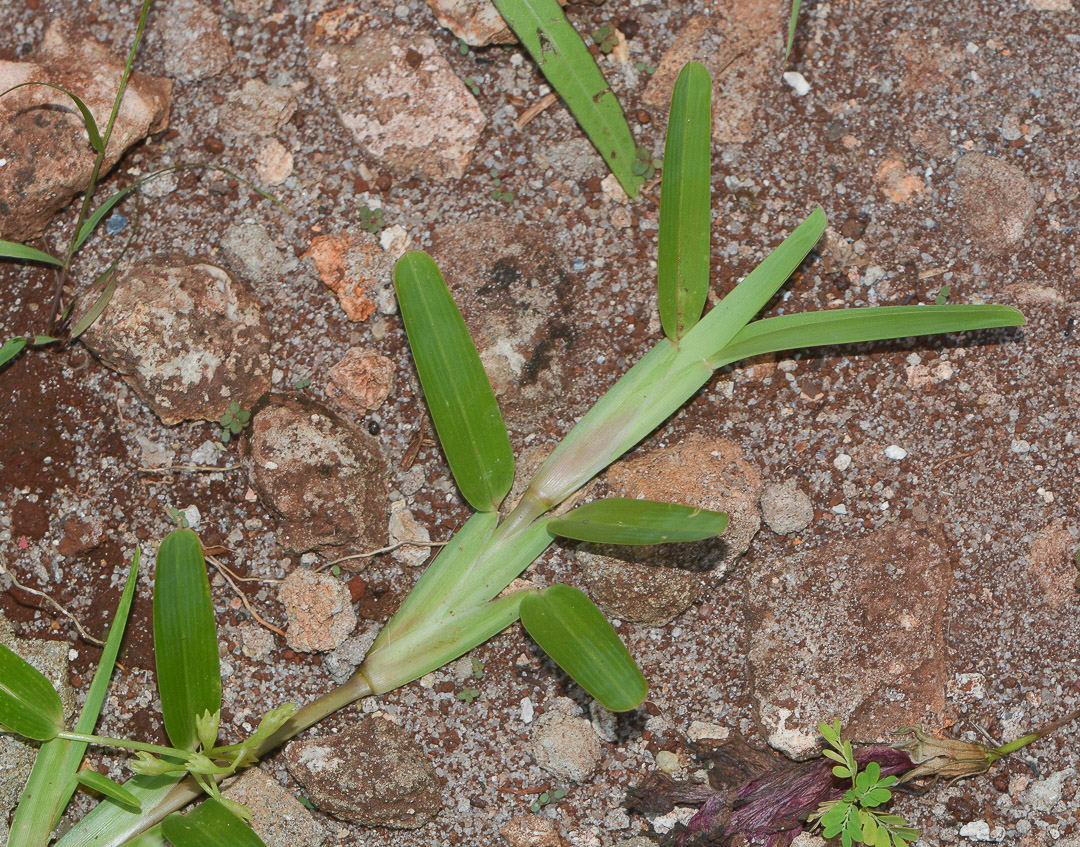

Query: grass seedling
left=2, top=62, right=1025, bottom=847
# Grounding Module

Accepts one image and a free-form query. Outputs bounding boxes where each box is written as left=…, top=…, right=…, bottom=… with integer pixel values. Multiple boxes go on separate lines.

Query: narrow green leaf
left=785, top=0, right=802, bottom=62
left=0, top=240, right=64, bottom=266
left=1, top=336, right=28, bottom=368
left=680, top=207, right=827, bottom=363
left=73, top=771, right=142, bottom=812
left=490, top=0, right=643, bottom=197
left=361, top=591, right=526, bottom=694
left=0, top=81, right=104, bottom=152
left=162, top=798, right=267, bottom=847
left=125, top=826, right=167, bottom=847
left=75, top=186, right=136, bottom=250
left=0, top=642, right=64, bottom=741
left=153, top=529, right=222, bottom=751
left=69, top=270, right=117, bottom=339
left=549, top=498, right=727, bottom=545
left=394, top=252, right=514, bottom=512
left=519, top=585, right=647, bottom=711
left=657, top=62, right=712, bottom=342
left=9, top=553, right=141, bottom=847
left=709, top=304, right=1026, bottom=369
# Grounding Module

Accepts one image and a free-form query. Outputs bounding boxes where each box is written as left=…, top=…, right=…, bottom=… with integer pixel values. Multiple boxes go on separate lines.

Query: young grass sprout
left=1, top=62, right=1025, bottom=846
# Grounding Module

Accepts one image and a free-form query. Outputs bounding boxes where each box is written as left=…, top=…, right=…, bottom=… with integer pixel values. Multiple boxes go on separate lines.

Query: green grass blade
left=785, top=0, right=803, bottom=63
left=394, top=252, right=514, bottom=512
left=162, top=798, right=267, bottom=847
left=549, top=498, right=728, bottom=545
left=520, top=585, right=647, bottom=711
left=0, top=240, right=64, bottom=266
left=74, top=187, right=136, bottom=251
left=9, top=553, right=141, bottom=847
left=680, top=208, right=826, bottom=362
left=490, top=0, right=643, bottom=198
left=52, top=773, right=184, bottom=847
left=69, top=270, right=118, bottom=340
left=657, top=62, right=712, bottom=342
left=0, top=81, right=104, bottom=153
left=1, top=336, right=28, bottom=368
left=153, top=529, right=222, bottom=752
left=73, top=771, right=142, bottom=812
left=0, top=643, right=64, bottom=741
left=360, top=591, right=527, bottom=695
left=709, top=304, right=1026, bottom=368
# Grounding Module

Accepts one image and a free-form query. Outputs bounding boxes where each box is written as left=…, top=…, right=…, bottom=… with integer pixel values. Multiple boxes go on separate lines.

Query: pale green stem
left=55, top=732, right=195, bottom=763
left=989, top=708, right=1080, bottom=761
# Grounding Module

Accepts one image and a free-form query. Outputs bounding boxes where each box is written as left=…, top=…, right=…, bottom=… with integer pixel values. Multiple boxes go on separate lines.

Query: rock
left=388, top=500, right=431, bottom=567
left=83, top=256, right=272, bottom=425
left=304, top=229, right=392, bottom=322
left=424, top=0, right=566, bottom=47
left=531, top=697, right=602, bottom=783
left=305, top=18, right=486, bottom=180
left=278, top=568, right=357, bottom=652
left=58, top=515, right=105, bottom=556
left=284, top=717, right=442, bottom=828
left=0, top=20, right=171, bottom=241
left=499, top=814, right=565, bottom=847
left=322, top=626, right=379, bottom=683
left=221, top=223, right=299, bottom=285
left=326, top=347, right=395, bottom=413
left=875, top=158, right=925, bottom=204
left=222, top=767, right=328, bottom=847
left=1021, top=767, right=1074, bottom=812
left=428, top=217, right=581, bottom=431
left=954, top=153, right=1036, bottom=254
left=238, top=622, right=275, bottom=660
left=254, top=138, right=294, bottom=186
left=228, top=0, right=274, bottom=21
left=241, top=394, right=389, bottom=555
left=687, top=721, right=729, bottom=743
left=0, top=615, right=75, bottom=842
left=760, top=481, right=813, bottom=535
left=576, top=436, right=763, bottom=625
left=644, top=2, right=776, bottom=144
left=747, top=525, right=953, bottom=759
left=1025, top=518, right=1076, bottom=609
left=220, top=79, right=298, bottom=136
left=159, top=0, right=233, bottom=82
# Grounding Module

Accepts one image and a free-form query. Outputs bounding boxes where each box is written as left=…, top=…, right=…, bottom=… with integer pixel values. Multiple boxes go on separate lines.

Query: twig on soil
left=205, top=553, right=285, bottom=637
left=515, top=92, right=559, bottom=130
left=139, top=464, right=242, bottom=474
left=497, top=780, right=551, bottom=796
left=315, top=540, right=449, bottom=573
left=0, top=553, right=105, bottom=646
left=932, top=447, right=980, bottom=470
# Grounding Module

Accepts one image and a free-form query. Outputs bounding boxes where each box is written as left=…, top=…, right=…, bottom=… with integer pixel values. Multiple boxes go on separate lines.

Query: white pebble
left=1010, top=439, right=1031, bottom=454
left=884, top=445, right=908, bottom=460
left=831, top=504, right=848, bottom=515
left=833, top=453, right=852, bottom=471
left=783, top=71, right=811, bottom=96
left=520, top=697, right=534, bottom=724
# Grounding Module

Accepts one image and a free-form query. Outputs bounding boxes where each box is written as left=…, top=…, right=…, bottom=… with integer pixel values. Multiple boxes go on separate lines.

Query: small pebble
left=884, top=445, right=908, bottom=460
left=833, top=453, right=852, bottom=471
left=783, top=71, right=811, bottom=96
left=655, top=750, right=680, bottom=773
left=106, top=213, right=128, bottom=235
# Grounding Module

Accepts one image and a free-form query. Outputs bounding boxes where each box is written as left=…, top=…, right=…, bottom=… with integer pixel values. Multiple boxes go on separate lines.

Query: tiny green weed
left=591, top=24, right=619, bottom=54
left=463, top=76, right=481, bottom=96
left=357, top=205, right=385, bottom=234
left=810, top=721, right=919, bottom=847
left=455, top=687, right=481, bottom=703
left=529, top=787, right=566, bottom=813
left=219, top=401, right=251, bottom=444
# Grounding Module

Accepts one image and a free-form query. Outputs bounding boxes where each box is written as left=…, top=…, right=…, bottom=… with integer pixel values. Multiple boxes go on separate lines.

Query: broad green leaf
left=0, top=240, right=64, bottom=266
left=709, top=304, right=1026, bottom=369
left=73, top=771, right=142, bottom=812
left=154, top=529, right=221, bottom=752
left=490, top=0, right=643, bottom=197
left=126, top=827, right=166, bottom=847
left=861, top=810, right=878, bottom=845
left=162, top=798, right=267, bottom=847
left=0, top=81, right=104, bottom=153
left=549, top=498, right=727, bottom=545
left=519, top=585, right=647, bottom=711
left=69, top=270, right=117, bottom=339
left=0, top=642, right=64, bottom=741
left=9, top=553, right=141, bottom=847
left=657, top=62, right=712, bottom=342
left=394, top=252, right=514, bottom=512
left=0, top=336, right=27, bottom=368
left=785, top=0, right=802, bottom=62
left=680, top=207, right=827, bottom=363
